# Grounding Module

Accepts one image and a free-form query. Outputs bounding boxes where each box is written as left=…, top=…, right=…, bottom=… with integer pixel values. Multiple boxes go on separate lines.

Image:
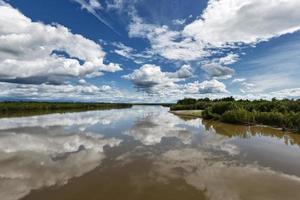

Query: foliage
left=177, top=98, right=197, bottom=105
left=171, top=97, right=300, bottom=132
left=0, top=102, right=132, bottom=118
left=222, top=109, right=255, bottom=124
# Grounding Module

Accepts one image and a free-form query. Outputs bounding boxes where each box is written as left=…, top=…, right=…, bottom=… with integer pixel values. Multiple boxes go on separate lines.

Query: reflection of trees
left=202, top=120, right=300, bottom=147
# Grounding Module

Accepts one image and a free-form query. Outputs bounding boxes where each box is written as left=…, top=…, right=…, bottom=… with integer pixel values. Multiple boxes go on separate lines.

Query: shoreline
left=0, top=102, right=132, bottom=118
left=170, top=109, right=298, bottom=134
left=170, top=110, right=202, bottom=118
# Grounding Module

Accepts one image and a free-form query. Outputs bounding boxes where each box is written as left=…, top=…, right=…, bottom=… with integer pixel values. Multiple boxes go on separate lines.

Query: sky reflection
left=0, top=106, right=300, bottom=200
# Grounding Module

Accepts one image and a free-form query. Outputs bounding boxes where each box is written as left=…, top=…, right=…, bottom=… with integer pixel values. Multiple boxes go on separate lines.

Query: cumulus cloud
left=169, top=64, right=193, bottom=79
left=124, top=0, right=300, bottom=99
left=202, top=63, right=235, bottom=80
left=123, top=64, right=227, bottom=95
left=122, top=64, right=193, bottom=92
left=128, top=0, right=300, bottom=65
left=3, top=0, right=298, bottom=101
left=0, top=2, right=121, bottom=84
left=184, top=79, right=228, bottom=94
left=0, top=82, right=123, bottom=101
left=122, top=64, right=177, bottom=92
left=184, top=0, right=300, bottom=47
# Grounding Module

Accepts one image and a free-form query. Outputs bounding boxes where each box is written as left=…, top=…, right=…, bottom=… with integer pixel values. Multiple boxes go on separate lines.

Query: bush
left=255, top=112, right=285, bottom=127
left=211, top=102, right=239, bottom=115
left=172, top=97, right=300, bottom=132
left=222, top=109, right=254, bottom=124
left=177, top=98, right=197, bottom=105
left=202, top=107, right=221, bottom=120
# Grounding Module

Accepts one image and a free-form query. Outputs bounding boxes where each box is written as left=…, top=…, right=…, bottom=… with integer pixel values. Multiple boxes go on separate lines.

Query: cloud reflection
left=152, top=148, right=300, bottom=200
left=0, top=131, right=121, bottom=200
left=124, top=108, right=197, bottom=145
left=1, top=106, right=300, bottom=200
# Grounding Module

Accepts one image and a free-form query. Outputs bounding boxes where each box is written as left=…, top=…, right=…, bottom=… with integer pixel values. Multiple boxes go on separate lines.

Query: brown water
left=1, top=106, right=300, bottom=200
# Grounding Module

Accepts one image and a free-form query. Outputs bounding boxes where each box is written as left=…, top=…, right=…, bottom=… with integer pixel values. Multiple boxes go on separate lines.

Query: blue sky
left=0, top=0, right=300, bottom=102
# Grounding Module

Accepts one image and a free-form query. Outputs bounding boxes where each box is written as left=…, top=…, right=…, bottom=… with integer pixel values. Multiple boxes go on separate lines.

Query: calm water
left=1, top=106, right=300, bottom=200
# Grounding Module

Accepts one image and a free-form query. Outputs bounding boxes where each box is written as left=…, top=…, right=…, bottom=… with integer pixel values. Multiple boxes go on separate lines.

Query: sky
left=0, top=0, right=300, bottom=102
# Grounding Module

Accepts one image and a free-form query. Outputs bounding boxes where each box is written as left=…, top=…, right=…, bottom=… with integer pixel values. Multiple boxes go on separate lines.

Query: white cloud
left=232, top=75, right=300, bottom=99
left=270, top=88, right=300, bottom=99
left=0, top=82, right=123, bottom=101
left=111, top=42, right=156, bottom=64
left=123, top=64, right=227, bottom=96
left=113, top=42, right=135, bottom=58
left=172, top=18, right=186, bottom=25
left=202, top=63, right=235, bottom=80
left=128, top=15, right=207, bottom=61
left=88, top=0, right=102, bottom=9
left=106, top=0, right=125, bottom=11
left=122, top=64, right=177, bottom=92
left=123, top=64, right=192, bottom=92
left=128, top=0, right=300, bottom=64
left=218, top=53, right=239, bottom=65
left=74, top=0, right=102, bottom=10
left=232, top=78, right=246, bottom=83
left=0, top=2, right=121, bottom=84
left=240, top=82, right=255, bottom=94
left=78, top=79, right=88, bottom=85
left=184, top=0, right=300, bottom=47
left=125, top=0, right=300, bottom=99
left=242, top=72, right=296, bottom=94
left=169, top=64, right=193, bottom=79
left=184, top=79, right=228, bottom=94
left=3, top=0, right=299, bottom=101
left=71, top=0, right=116, bottom=29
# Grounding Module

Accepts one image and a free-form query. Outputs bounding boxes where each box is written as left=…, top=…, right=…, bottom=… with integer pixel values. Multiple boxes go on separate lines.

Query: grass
left=170, top=110, right=202, bottom=118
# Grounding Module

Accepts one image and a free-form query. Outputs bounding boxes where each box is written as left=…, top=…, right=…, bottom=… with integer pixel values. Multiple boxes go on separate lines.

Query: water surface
left=1, top=106, right=300, bottom=200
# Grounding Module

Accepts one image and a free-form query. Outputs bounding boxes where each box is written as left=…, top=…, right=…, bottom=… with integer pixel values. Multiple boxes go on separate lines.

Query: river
left=0, top=106, right=300, bottom=200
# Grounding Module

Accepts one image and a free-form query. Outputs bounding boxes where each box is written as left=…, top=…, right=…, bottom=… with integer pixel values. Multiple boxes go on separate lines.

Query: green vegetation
left=0, top=102, right=132, bottom=118
left=171, top=97, right=300, bottom=132
left=132, top=103, right=174, bottom=107
left=170, top=110, right=202, bottom=118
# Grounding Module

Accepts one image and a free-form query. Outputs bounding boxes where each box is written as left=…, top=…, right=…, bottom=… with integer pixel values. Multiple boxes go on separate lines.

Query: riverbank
left=170, top=98, right=300, bottom=133
left=0, top=102, right=132, bottom=118
left=170, top=110, right=202, bottom=118
left=171, top=109, right=291, bottom=133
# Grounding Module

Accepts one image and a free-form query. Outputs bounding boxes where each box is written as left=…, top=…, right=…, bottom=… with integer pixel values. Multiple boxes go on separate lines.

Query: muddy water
left=0, top=106, right=300, bottom=200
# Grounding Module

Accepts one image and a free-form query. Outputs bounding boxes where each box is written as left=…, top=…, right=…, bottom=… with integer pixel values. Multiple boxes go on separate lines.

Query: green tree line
left=0, top=102, right=132, bottom=117
left=171, top=97, right=300, bottom=132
